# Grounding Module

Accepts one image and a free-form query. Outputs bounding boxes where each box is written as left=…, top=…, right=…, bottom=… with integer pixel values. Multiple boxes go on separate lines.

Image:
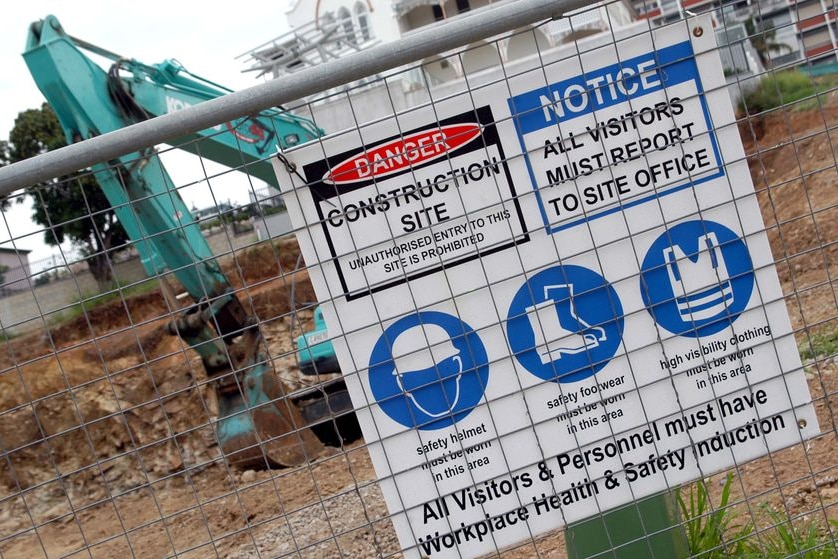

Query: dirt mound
left=48, top=290, right=171, bottom=348
left=0, top=321, right=210, bottom=491
left=223, top=236, right=307, bottom=287
left=739, top=91, right=838, bottom=333
left=0, top=237, right=317, bottom=512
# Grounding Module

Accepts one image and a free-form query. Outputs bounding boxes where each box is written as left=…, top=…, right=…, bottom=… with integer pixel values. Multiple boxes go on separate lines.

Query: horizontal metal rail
left=0, top=0, right=590, bottom=195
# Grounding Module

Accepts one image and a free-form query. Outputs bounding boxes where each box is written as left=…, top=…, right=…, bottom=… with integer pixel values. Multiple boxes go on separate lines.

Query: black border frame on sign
left=303, top=105, right=531, bottom=300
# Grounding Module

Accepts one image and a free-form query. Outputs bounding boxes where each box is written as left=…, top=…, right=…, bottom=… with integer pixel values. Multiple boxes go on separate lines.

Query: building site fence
left=0, top=0, right=835, bottom=557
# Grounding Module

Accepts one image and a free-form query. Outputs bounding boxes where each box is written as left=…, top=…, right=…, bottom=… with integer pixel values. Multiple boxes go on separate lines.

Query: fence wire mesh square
left=0, top=1, right=836, bottom=558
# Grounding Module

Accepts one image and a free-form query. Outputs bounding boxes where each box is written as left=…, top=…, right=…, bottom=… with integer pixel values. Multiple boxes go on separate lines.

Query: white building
left=242, top=0, right=636, bottom=134
left=631, top=0, right=806, bottom=68
left=246, top=0, right=635, bottom=81
left=0, top=248, right=32, bottom=293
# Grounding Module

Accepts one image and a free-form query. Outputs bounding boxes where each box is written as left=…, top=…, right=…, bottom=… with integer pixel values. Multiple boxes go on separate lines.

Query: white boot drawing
left=526, top=284, right=606, bottom=365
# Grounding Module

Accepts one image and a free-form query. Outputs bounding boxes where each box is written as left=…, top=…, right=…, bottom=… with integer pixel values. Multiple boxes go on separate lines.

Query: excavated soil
left=0, top=97, right=836, bottom=558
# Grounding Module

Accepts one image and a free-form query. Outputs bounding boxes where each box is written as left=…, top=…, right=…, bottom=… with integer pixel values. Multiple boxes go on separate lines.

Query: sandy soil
left=0, top=94, right=836, bottom=558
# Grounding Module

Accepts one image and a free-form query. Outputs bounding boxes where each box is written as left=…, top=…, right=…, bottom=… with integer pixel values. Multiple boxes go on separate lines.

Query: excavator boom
left=23, top=15, right=334, bottom=467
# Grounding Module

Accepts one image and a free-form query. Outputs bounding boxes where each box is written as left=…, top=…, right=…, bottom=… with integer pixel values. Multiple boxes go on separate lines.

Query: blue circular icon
left=640, top=220, right=754, bottom=338
left=506, top=265, right=624, bottom=383
left=368, top=311, right=489, bottom=430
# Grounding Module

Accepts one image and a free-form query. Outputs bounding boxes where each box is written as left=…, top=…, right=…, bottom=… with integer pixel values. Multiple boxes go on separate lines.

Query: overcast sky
left=0, top=1, right=293, bottom=268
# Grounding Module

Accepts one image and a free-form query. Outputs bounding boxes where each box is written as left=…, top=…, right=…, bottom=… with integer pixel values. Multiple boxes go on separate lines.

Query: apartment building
left=631, top=0, right=812, bottom=67
left=792, top=0, right=838, bottom=63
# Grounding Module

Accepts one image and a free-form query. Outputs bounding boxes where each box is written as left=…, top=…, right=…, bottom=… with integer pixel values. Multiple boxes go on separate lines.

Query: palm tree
left=745, top=17, right=792, bottom=69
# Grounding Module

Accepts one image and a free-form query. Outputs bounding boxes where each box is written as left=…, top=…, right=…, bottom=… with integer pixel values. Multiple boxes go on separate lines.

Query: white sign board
left=274, top=18, right=818, bottom=558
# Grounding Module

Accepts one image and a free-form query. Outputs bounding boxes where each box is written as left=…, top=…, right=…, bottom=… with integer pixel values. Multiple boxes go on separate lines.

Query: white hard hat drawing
left=390, top=323, right=463, bottom=418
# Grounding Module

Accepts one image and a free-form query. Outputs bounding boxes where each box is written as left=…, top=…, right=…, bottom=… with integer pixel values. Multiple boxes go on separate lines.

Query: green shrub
left=740, top=71, right=816, bottom=115
left=262, top=203, right=286, bottom=217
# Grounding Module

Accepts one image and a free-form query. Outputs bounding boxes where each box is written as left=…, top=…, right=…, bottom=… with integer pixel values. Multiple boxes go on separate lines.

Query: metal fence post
left=566, top=492, right=689, bottom=558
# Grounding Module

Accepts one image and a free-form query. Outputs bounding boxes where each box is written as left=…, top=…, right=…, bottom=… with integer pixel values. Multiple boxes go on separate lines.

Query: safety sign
left=274, top=15, right=818, bottom=559
left=508, top=41, right=723, bottom=232
left=640, top=219, right=755, bottom=337
left=294, top=105, right=528, bottom=299
left=506, top=265, right=624, bottom=383
left=369, top=311, right=489, bottom=430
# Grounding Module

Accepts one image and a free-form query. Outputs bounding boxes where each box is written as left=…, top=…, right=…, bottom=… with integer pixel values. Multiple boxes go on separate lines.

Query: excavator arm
left=104, top=55, right=321, bottom=186
left=23, top=15, right=332, bottom=467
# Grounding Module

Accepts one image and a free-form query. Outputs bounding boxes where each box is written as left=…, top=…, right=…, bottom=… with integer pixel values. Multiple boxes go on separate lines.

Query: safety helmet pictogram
left=390, top=323, right=463, bottom=419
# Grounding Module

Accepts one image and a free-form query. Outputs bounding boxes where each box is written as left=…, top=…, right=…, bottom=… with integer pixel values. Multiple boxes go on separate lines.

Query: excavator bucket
left=216, top=364, right=326, bottom=468
left=168, top=296, right=328, bottom=469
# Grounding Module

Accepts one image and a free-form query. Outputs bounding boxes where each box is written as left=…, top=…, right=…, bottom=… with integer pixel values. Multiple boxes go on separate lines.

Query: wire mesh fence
left=0, top=1, right=836, bottom=557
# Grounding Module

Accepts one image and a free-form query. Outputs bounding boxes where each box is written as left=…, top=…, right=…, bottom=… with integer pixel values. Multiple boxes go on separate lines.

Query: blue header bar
left=509, top=41, right=697, bottom=135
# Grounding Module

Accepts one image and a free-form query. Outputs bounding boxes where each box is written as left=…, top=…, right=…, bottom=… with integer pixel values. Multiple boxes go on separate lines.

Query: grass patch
left=757, top=506, right=838, bottom=559
left=800, top=328, right=838, bottom=361
left=739, top=71, right=833, bottom=116
left=56, top=278, right=159, bottom=324
left=678, top=474, right=838, bottom=558
left=678, top=473, right=753, bottom=557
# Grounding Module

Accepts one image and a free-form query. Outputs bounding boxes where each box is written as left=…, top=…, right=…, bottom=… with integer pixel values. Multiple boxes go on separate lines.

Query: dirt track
left=0, top=95, right=836, bottom=558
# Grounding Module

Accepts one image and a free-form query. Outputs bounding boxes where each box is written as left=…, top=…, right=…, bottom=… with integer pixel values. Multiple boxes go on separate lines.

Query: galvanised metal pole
left=566, top=491, right=689, bottom=558
left=0, top=0, right=591, bottom=194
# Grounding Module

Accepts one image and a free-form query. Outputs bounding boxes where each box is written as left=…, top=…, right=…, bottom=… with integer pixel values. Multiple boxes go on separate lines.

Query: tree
left=745, top=18, right=792, bottom=69
left=0, top=140, right=9, bottom=168
left=5, top=104, right=128, bottom=290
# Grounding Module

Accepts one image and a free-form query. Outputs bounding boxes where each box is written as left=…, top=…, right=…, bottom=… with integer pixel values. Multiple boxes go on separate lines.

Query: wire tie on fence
left=276, top=151, right=339, bottom=209
left=276, top=151, right=297, bottom=176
